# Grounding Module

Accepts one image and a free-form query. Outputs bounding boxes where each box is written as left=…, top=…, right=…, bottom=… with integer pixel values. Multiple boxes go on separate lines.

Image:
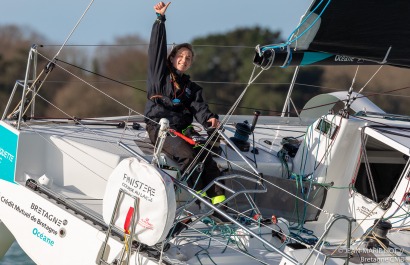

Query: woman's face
left=171, top=47, right=193, bottom=73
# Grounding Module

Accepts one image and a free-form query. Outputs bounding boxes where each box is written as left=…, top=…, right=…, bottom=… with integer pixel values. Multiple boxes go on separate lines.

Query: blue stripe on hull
left=0, top=123, right=18, bottom=184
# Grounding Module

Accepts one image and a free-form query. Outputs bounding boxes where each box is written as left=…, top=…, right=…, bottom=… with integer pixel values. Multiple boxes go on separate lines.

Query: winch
left=230, top=111, right=260, bottom=152
left=365, top=219, right=392, bottom=249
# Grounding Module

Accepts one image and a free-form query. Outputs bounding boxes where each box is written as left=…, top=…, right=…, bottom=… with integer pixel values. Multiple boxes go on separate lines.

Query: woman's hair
left=167, top=43, right=195, bottom=66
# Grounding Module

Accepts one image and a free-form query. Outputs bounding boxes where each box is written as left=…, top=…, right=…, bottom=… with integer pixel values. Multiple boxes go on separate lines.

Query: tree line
left=1, top=24, right=409, bottom=120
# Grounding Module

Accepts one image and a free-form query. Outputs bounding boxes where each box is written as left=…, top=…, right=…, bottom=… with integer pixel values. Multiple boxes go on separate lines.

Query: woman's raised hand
left=154, top=2, right=171, bottom=16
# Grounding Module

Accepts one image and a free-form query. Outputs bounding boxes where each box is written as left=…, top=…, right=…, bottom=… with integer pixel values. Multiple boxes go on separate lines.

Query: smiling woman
left=144, top=2, right=225, bottom=209
left=169, top=43, right=194, bottom=73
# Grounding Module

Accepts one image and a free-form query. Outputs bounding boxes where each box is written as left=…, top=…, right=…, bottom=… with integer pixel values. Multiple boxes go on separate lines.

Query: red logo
left=138, top=218, right=154, bottom=230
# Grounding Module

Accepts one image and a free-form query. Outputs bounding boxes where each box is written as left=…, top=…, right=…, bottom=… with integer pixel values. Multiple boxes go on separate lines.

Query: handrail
left=17, top=45, right=38, bottom=130
left=1, top=81, right=22, bottom=121
left=302, top=215, right=355, bottom=265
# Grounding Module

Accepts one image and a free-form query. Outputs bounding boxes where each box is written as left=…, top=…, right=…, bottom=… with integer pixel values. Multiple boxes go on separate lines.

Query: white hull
left=1, top=101, right=410, bottom=264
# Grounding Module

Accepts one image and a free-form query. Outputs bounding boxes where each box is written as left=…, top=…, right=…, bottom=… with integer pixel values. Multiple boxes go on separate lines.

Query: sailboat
left=1, top=0, right=410, bottom=264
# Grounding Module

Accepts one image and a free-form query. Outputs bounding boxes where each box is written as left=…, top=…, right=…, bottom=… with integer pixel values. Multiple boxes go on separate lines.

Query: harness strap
left=169, top=129, right=196, bottom=145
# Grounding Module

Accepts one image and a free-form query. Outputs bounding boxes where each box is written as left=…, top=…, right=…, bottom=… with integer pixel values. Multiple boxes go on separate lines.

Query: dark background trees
left=1, top=24, right=410, bottom=119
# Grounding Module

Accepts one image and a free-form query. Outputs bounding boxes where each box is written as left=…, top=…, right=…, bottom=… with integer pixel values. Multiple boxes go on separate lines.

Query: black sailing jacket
left=144, top=15, right=217, bottom=132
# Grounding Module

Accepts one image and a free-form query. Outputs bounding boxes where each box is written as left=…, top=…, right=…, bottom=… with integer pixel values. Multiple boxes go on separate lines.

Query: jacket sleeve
left=146, top=15, right=168, bottom=100
left=189, top=83, right=218, bottom=127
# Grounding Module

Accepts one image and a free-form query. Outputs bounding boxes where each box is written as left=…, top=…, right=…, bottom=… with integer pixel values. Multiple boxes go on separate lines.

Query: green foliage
left=49, top=35, right=149, bottom=117
left=0, top=25, right=46, bottom=115
left=1, top=24, right=410, bottom=119
left=188, top=27, right=324, bottom=116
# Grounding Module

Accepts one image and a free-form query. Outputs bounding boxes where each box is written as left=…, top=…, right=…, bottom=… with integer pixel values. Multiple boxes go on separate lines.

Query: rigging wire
left=36, top=51, right=158, bottom=125
left=55, top=58, right=147, bottom=93
left=10, top=0, right=98, bottom=125
left=50, top=54, right=410, bottom=117
left=40, top=43, right=257, bottom=49
left=344, top=65, right=385, bottom=112
left=53, top=0, right=96, bottom=59
left=39, top=56, right=410, bottom=117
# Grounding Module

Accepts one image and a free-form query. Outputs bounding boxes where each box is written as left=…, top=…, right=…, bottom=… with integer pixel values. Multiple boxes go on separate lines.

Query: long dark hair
left=167, top=43, right=194, bottom=90
left=167, top=43, right=195, bottom=67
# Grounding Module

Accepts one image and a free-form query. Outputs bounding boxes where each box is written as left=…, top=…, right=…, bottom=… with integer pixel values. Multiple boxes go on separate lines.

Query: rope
left=8, top=69, right=46, bottom=118
left=21, top=69, right=55, bottom=117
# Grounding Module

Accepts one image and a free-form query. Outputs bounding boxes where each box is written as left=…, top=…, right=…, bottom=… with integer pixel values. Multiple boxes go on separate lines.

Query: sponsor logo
left=31, top=203, right=65, bottom=227
left=335, top=55, right=354, bottom=62
left=0, top=124, right=18, bottom=183
left=32, top=227, right=54, bottom=246
left=1, top=197, right=67, bottom=236
left=356, top=206, right=377, bottom=217
left=122, top=174, right=156, bottom=202
left=138, top=218, right=154, bottom=230
left=0, top=147, right=14, bottom=163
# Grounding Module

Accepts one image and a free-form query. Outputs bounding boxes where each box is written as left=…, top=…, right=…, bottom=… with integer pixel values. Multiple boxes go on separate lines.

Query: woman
left=144, top=2, right=225, bottom=206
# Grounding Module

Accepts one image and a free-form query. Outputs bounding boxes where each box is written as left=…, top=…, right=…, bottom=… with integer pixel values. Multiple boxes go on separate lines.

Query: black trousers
left=147, top=124, right=223, bottom=198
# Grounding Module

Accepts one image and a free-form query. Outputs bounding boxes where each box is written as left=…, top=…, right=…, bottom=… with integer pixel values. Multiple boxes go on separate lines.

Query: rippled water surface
left=1, top=242, right=35, bottom=265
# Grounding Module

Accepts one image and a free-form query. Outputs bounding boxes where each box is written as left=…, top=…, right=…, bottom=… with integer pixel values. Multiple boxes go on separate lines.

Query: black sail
left=309, top=0, right=410, bottom=68
left=254, top=0, right=410, bottom=68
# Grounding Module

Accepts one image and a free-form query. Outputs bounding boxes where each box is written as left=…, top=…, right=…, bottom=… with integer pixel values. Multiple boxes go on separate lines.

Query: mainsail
left=254, top=0, right=410, bottom=68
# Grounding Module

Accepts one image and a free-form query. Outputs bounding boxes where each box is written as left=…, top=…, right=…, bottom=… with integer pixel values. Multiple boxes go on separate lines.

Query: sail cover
left=255, top=0, right=410, bottom=68
left=103, top=157, right=176, bottom=246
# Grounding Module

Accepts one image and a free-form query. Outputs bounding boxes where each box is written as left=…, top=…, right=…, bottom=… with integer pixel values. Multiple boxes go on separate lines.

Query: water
left=0, top=242, right=35, bottom=265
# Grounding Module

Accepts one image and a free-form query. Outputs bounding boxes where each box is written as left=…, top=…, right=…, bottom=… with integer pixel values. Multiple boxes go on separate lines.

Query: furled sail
left=254, top=0, right=410, bottom=68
